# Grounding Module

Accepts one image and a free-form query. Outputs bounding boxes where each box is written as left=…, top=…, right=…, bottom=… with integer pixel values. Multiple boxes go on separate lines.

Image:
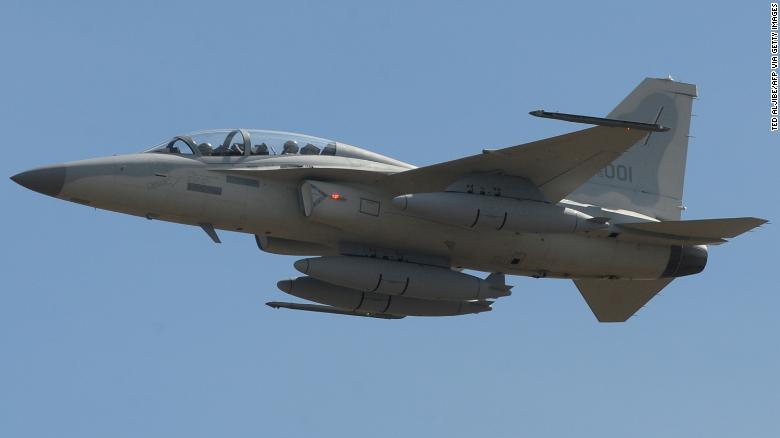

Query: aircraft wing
left=384, top=126, right=648, bottom=202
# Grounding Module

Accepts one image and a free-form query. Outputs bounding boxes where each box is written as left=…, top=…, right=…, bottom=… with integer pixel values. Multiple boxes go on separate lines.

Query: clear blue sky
left=1, top=1, right=777, bottom=437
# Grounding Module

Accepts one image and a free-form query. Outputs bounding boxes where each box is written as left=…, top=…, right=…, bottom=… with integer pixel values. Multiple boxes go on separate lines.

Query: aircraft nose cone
left=391, top=195, right=409, bottom=210
left=11, top=165, right=66, bottom=197
left=277, top=279, right=294, bottom=293
left=293, top=259, right=310, bottom=274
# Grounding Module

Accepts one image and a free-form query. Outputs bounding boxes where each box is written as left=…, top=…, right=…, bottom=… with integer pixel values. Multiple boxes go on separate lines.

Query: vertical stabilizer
left=568, top=77, right=697, bottom=220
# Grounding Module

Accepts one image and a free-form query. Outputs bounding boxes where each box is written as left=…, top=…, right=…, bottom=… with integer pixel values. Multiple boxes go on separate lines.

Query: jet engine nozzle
left=661, top=245, right=708, bottom=278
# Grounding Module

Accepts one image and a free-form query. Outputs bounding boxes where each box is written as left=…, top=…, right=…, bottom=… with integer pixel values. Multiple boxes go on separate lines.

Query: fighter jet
left=10, top=77, right=767, bottom=322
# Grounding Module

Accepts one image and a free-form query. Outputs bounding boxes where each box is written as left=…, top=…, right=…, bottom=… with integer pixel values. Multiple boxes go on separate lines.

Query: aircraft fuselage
left=22, top=152, right=688, bottom=282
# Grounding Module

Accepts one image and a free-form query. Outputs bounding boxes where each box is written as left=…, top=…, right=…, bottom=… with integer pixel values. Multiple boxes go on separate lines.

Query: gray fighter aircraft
left=11, top=77, right=767, bottom=321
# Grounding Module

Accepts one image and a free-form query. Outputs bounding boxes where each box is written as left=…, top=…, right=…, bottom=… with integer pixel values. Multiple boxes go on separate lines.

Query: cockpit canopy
left=145, top=129, right=413, bottom=168
left=146, top=129, right=337, bottom=157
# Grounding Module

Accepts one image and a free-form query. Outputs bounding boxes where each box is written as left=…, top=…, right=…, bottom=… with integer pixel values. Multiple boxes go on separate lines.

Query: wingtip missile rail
left=529, top=109, right=670, bottom=132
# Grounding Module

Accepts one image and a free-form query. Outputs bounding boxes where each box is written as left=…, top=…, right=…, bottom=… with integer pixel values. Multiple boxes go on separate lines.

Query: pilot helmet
left=283, top=140, right=299, bottom=154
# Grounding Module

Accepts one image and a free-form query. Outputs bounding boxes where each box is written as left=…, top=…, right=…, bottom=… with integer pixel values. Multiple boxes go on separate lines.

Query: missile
left=294, top=256, right=511, bottom=300
left=266, top=301, right=406, bottom=319
left=529, top=109, right=670, bottom=132
left=392, top=192, right=606, bottom=233
left=277, top=276, right=492, bottom=317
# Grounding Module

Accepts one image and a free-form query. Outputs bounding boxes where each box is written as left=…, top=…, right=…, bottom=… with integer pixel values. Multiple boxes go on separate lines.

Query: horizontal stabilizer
left=575, top=278, right=673, bottom=322
left=266, top=301, right=405, bottom=319
left=617, top=217, right=767, bottom=243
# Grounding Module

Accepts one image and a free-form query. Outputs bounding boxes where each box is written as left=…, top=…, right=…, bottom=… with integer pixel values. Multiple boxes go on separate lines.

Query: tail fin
left=568, top=77, right=697, bottom=220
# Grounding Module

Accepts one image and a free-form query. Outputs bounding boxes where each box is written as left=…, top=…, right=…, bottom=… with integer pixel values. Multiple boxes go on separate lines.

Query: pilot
left=211, top=143, right=229, bottom=156
left=282, top=140, right=299, bottom=154
left=253, top=142, right=269, bottom=155
left=300, top=143, right=320, bottom=155
left=198, top=142, right=213, bottom=155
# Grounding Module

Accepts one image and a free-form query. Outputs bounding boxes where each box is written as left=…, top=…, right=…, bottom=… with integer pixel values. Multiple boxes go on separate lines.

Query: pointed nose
left=10, top=165, right=66, bottom=197
left=293, top=259, right=310, bottom=274
left=277, top=279, right=294, bottom=293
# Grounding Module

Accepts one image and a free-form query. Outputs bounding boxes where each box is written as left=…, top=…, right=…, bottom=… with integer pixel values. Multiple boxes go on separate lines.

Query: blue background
left=2, top=1, right=777, bottom=436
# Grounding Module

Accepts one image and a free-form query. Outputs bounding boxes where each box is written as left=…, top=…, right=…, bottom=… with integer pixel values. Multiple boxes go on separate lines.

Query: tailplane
left=568, top=77, right=697, bottom=220
left=617, top=217, right=768, bottom=244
